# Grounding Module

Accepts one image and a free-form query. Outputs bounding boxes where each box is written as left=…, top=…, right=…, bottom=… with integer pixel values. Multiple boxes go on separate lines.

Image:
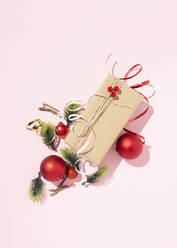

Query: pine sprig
left=47, top=135, right=60, bottom=151
left=64, top=100, right=81, bottom=127
left=82, top=167, right=107, bottom=185
left=40, top=123, right=56, bottom=146
left=60, top=148, right=80, bottom=171
left=29, top=173, right=46, bottom=202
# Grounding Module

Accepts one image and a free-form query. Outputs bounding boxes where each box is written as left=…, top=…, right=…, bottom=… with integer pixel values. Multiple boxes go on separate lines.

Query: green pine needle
left=82, top=167, right=107, bottom=185
left=48, top=141, right=57, bottom=151
left=64, top=100, right=81, bottom=127
left=29, top=173, right=46, bottom=203
left=60, top=148, right=80, bottom=171
left=40, top=123, right=56, bottom=145
left=47, top=135, right=60, bottom=151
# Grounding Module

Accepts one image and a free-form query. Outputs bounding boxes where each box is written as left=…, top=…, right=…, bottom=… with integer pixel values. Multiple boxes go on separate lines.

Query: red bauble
left=56, top=122, right=68, bottom=137
left=67, top=167, right=78, bottom=179
left=40, top=155, right=67, bottom=181
left=116, top=133, right=143, bottom=159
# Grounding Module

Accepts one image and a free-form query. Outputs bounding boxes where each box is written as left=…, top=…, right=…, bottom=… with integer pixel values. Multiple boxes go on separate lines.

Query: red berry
left=114, top=86, right=119, bottom=91
left=111, top=91, right=116, bottom=97
left=56, top=122, right=68, bottom=136
left=108, top=86, right=113, bottom=92
left=67, top=167, right=78, bottom=179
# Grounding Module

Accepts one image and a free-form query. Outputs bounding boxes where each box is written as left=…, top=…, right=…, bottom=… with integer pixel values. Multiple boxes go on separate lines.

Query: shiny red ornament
left=67, top=167, right=78, bottom=179
left=56, top=122, right=68, bottom=136
left=116, top=133, right=143, bottom=159
left=40, top=155, right=67, bottom=181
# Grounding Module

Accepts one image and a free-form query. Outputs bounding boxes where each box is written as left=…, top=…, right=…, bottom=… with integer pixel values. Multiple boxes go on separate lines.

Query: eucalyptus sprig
left=82, top=167, right=107, bottom=185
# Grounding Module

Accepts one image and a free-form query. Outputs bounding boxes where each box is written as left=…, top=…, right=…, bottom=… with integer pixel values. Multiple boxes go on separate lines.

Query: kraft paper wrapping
left=64, top=74, right=143, bottom=165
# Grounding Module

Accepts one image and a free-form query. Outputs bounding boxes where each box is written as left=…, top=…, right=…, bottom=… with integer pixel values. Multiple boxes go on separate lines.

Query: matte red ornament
left=116, top=133, right=143, bottom=159
left=67, top=167, right=78, bottom=179
left=40, top=155, right=67, bottom=181
left=56, top=122, right=68, bottom=136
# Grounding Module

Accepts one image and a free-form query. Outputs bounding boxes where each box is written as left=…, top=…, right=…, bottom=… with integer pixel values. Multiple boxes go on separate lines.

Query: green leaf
left=82, top=167, right=107, bottom=185
left=60, top=148, right=80, bottom=171
left=29, top=173, right=46, bottom=202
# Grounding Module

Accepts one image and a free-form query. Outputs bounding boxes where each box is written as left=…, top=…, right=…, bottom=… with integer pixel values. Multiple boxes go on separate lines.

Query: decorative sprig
left=82, top=167, right=107, bottom=185
left=40, top=123, right=59, bottom=151
left=60, top=148, right=80, bottom=171
left=38, top=103, right=61, bottom=116
left=64, top=100, right=81, bottom=127
left=48, top=135, right=60, bottom=151
left=49, top=175, right=69, bottom=196
left=29, top=173, right=46, bottom=202
left=40, top=123, right=56, bottom=144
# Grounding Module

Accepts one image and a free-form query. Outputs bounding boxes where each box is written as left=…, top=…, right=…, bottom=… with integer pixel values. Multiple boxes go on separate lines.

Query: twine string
left=70, top=80, right=134, bottom=155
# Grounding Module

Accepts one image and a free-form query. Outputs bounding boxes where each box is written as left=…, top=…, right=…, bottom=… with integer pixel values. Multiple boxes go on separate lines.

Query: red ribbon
left=122, top=64, right=151, bottom=143
left=106, top=55, right=151, bottom=144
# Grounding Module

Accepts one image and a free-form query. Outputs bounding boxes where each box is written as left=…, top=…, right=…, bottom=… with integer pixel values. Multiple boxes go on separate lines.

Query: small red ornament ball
left=116, top=133, right=143, bottom=159
left=56, top=122, right=68, bottom=136
left=40, top=155, right=67, bottom=181
left=67, top=167, right=78, bottom=179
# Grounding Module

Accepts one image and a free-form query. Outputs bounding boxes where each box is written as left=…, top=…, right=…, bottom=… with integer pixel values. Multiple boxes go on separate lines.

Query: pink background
left=1, top=1, right=177, bottom=247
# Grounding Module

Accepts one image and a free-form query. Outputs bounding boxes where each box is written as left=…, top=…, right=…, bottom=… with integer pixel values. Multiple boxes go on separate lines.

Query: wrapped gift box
left=64, top=74, right=143, bottom=165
